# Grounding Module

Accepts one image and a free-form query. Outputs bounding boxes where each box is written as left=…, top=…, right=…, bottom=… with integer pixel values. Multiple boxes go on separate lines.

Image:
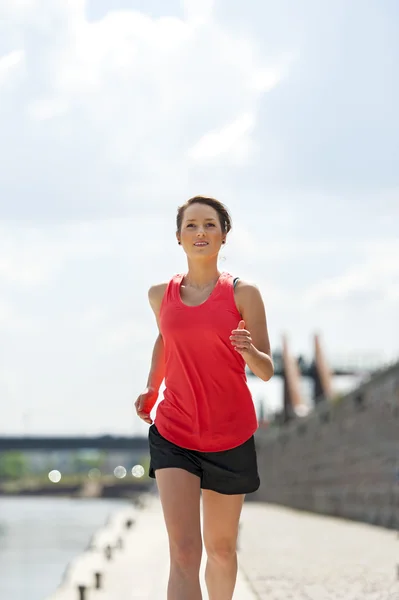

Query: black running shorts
left=148, top=423, right=260, bottom=495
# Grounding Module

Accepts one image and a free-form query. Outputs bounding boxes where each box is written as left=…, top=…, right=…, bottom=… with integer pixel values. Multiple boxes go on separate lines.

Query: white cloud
left=98, top=320, right=152, bottom=355
left=183, top=0, right=214, bottom=26
left=28, top=97, right=69, bottom=120
left=302, top=241, right=399, bottom=307
left=0, top=223, right=112, bottom=286
left=250, top=62, right=290, bottom=92
left=0, top=49, right=24, bottom=85
left=0, top=300, right=12, bottom=325
left=1, top=0, right=36, bottom=16
left=0, top=0, right=291, bottom=220
left=188, top=113, right=255, bottom=163
left=0, top=299, right=39, bottom=333
left=79, top=306, right=107, bottom=328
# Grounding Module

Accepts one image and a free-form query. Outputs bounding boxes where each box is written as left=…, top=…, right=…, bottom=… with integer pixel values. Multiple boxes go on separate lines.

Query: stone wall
left=252, top=361, right=399, bottom=529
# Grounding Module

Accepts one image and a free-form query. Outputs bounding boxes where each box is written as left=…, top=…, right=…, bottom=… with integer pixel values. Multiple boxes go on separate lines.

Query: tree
left=0, top=452, right=28, bottom=481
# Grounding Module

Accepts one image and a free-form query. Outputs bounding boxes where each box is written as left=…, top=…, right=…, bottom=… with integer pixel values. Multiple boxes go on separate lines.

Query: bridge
left=0, top=435, right=149, bottom=452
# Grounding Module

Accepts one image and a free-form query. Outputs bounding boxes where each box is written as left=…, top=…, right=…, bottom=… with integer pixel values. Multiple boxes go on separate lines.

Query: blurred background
left=0, top=1, right=398, bottom=599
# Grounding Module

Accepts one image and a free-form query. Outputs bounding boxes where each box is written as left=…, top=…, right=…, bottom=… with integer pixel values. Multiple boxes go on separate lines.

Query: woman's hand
left=230, top=320, right=254, bottom=355
left=134, top=387, right=158, bottom=424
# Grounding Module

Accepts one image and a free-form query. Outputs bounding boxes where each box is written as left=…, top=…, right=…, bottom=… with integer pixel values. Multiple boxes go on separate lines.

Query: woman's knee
left=170, top=537, right=202, bottom=570
left=204, top=538, right=237, bottom=566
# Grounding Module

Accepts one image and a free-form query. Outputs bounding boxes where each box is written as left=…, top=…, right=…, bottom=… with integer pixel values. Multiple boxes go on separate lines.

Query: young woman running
left=135, top=196, right=273, bottom=600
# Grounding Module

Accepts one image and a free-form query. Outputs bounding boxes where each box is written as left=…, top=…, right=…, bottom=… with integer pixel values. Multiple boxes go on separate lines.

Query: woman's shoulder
left=232, top=277, right=263, bottom=306
left=148, top=274, right=181, bottom=308
left=229, top=274, right=260, bottom=294
left=148, top=282, right=167, bottom=307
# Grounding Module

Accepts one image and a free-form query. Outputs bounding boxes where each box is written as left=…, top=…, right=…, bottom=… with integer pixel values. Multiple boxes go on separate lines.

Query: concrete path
left=49, top=494, right=398, bottom=599
left=238, top=501, right=398, bottom=599
left=49, top=494, right=254, bottom=599
left=95, top=495, right=255, bottom=599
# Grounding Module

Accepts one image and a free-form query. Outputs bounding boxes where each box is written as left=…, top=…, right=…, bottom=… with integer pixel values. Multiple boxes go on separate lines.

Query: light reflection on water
left=0, top=496, right=129, bottom=600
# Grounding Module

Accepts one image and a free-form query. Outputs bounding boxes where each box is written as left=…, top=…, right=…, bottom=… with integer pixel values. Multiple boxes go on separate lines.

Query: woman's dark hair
left=176, top=196, right=232, bottom=234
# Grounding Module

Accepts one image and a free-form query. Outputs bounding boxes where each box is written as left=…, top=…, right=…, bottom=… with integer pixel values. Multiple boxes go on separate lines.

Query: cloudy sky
left=1, top=0, right=398, bottom=436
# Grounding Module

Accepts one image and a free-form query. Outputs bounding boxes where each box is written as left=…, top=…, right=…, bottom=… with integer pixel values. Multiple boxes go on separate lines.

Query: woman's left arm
left=230, top=281, right=274, bottom=381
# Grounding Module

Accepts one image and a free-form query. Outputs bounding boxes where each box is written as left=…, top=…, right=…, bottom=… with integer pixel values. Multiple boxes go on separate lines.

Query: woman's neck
left=184, top=261, right=221, bottom=288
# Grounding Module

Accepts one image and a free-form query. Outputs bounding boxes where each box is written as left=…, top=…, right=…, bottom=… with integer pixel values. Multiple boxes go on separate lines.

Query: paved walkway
left=50, top=495, right=398, bottom=599
left=50, top=494, right=253, bottom=599
left=96, top=495, right=254, bottom=599
left=239, top=501, right=398, bottom=599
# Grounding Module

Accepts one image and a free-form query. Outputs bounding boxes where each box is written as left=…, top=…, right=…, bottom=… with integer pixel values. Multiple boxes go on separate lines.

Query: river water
left=0, top=496, right=130, bottom=600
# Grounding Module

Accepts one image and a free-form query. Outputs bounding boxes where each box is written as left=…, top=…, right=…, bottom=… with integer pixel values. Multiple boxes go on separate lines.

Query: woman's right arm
left=145, top=283, right=167, bottom=392
left=134, top=283, right=167, bottom=423
left=144, top=333, right=165, bottom=394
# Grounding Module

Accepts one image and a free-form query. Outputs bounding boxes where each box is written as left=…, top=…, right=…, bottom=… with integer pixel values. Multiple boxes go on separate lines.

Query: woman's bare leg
left=155, top=468, right=203, bottom=600
left=202, top=490, right=245, bottom=600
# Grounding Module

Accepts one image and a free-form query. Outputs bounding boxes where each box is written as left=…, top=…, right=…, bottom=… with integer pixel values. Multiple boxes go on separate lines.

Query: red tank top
left=154, top=271, right=258, bottom=452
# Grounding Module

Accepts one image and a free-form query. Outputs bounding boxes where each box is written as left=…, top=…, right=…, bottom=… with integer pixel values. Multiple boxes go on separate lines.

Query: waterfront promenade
left=49, top=493, right=398, bottom=599
left=239, top=501, right=398, bottom=599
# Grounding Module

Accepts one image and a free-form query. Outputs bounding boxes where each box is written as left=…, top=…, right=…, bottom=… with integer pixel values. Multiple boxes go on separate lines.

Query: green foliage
left=72, top=452, right=104, bottom=473
left=0, top=452, right=28, bottom=481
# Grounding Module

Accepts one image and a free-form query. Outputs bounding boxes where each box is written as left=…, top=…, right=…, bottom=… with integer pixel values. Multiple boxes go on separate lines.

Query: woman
left=135, top=196, right=273, bottom=600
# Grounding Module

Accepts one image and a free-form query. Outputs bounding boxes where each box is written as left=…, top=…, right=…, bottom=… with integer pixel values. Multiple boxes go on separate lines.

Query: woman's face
left=178, top=203, right=225, bottom=257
